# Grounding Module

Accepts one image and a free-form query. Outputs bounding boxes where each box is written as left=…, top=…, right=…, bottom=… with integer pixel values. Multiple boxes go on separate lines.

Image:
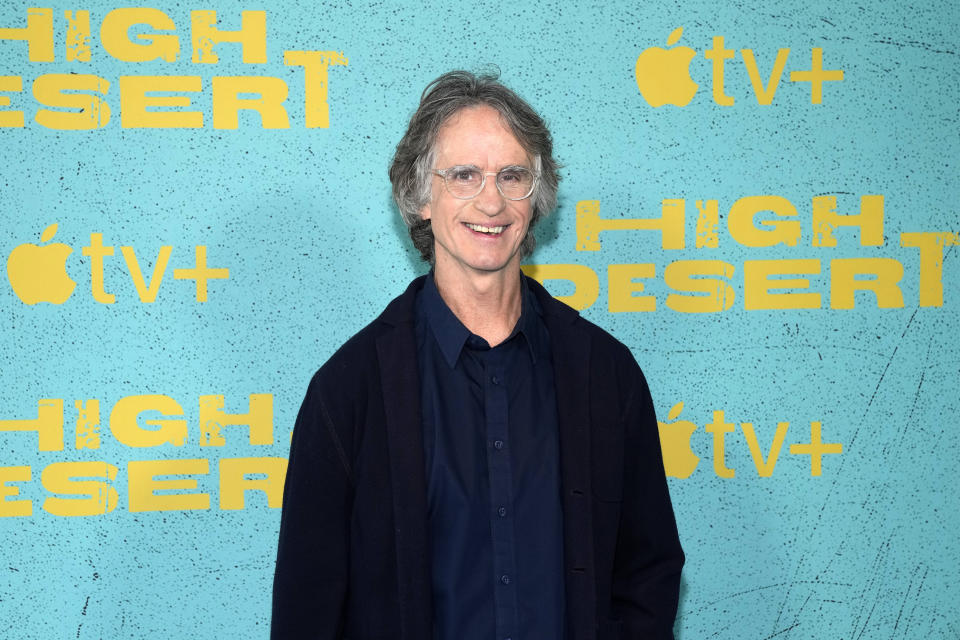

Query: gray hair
left=389, top=70, right=560, bottom=263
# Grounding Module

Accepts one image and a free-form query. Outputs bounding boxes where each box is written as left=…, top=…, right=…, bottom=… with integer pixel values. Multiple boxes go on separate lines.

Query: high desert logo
left=0, top=8, right=347, bottom=129
left=634, top=27, right=844, bottom=107
left=5, top=223, right=230, bottom=304
left=522, top=195, right=959, bottom=313
left=0, top=392, right=282, bottom=517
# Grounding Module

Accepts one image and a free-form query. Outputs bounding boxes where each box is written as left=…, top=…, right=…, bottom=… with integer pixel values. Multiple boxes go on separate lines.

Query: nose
left=473, top=173, right=506, bottom=217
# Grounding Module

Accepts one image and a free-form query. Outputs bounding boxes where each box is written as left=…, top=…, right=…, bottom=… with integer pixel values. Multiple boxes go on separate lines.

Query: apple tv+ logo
left=635, top=27, right=844, bottom=107
left=5, top=224, right=230, bottom=305
left=657, top=402, right=843, bottom=478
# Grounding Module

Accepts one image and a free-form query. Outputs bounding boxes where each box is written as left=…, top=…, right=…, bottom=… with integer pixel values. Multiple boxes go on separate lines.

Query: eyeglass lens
left=442, top=166, right=535, bottom=200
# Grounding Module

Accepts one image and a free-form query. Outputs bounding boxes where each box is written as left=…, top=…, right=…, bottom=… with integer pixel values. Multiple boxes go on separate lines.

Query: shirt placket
left=483, top=349, right=519, bottom=640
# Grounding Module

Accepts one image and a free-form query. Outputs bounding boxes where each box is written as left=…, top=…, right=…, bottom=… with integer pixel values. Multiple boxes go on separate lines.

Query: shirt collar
left=419, top=271, right=545, bottom=368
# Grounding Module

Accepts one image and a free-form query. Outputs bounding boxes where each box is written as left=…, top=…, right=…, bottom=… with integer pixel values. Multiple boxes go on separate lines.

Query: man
left=272, top=70, right=684, bottom=640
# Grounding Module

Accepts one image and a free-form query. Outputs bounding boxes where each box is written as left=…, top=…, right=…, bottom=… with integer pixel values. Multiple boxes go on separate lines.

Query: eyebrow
left=446, top=163, right=532, bottom=171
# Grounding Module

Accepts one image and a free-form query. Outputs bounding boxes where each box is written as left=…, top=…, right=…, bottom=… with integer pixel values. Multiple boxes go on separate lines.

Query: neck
left=432, top=262, right=523, bottom=347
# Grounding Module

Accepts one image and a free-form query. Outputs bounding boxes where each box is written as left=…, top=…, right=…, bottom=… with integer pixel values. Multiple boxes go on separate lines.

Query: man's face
left=421, top=105, right=534, bottom=279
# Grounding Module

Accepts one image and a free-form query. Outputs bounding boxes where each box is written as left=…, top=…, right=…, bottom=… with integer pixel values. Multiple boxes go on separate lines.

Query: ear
left=419, top=203, right=431, bottom=221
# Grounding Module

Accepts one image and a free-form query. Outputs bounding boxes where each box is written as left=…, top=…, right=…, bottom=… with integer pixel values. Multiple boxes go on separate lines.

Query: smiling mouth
left=464, top=223, right=506, bottom=235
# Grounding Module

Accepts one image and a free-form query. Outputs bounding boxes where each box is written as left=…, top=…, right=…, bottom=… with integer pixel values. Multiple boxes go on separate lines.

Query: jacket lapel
left=376, top=279, right=432, bottom=640
left=535, top=280, right=598, bottom=640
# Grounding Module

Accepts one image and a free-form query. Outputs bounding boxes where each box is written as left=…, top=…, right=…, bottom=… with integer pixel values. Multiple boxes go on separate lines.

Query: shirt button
left=498, top=506, right=507, bottom=517
left=500, top=574, right=511, bottom=585
left=493, top=440, right=504, bottom=450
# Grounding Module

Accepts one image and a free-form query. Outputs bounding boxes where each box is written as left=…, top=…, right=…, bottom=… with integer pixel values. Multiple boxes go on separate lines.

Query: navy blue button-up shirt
left=415, top=273, right=565, bottom=640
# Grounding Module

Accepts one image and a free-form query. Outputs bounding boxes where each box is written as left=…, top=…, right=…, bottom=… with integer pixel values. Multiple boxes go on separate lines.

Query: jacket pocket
left=597, top=618, right=623, bottom=640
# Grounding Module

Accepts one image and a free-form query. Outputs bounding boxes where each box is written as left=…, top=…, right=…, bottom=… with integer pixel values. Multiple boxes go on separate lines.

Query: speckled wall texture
left=0, top=1, right=957, bottom=638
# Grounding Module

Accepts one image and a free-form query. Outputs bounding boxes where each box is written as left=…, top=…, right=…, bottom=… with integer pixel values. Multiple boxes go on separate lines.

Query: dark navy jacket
left=272, top=275, right=685, bottom=640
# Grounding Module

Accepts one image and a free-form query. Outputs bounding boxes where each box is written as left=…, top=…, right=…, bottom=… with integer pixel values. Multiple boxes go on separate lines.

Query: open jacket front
left=272, top=275, right=685, bottom=640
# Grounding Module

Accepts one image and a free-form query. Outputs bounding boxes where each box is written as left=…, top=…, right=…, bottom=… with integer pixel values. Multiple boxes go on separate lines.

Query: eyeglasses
left=433, top=165, right=538, bottom=201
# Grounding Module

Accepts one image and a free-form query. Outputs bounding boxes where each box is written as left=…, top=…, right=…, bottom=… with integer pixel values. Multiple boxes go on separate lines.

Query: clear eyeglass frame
left=432, top=165, right=538, bottom=201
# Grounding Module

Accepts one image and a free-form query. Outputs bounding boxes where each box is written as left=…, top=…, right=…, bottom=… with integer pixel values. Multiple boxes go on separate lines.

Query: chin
left=469, top=252, right=522, bottom=274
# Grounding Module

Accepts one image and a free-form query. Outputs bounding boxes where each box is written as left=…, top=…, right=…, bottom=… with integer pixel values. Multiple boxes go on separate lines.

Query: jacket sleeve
left=271, top=371, right=353, bottom=639
left=611, top=359, right=685, bottom=639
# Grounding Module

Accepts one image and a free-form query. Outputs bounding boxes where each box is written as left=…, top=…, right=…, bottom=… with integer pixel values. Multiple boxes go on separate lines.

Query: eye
left=498, top=168, right=524, bottom=184
left=449, top=166, right=481, bottom=184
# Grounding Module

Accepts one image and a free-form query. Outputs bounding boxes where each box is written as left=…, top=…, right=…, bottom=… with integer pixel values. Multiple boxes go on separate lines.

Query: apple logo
left=657, top=401, right=700, bottom=478
left=635, top=27, right=699, bottom=107
left=6, top=223, right=77, bottom=305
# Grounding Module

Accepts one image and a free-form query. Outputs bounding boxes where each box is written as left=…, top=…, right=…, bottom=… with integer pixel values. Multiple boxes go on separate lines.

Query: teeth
left=466, top=223, right=504, bottom=234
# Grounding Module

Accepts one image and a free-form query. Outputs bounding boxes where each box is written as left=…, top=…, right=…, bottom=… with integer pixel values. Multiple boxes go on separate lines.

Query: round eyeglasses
left=433, top=165, right=538, bottom=201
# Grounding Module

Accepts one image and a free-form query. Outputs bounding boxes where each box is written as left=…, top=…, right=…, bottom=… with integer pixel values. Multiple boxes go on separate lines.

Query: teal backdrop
left=1, top=1, right=957, bottom=638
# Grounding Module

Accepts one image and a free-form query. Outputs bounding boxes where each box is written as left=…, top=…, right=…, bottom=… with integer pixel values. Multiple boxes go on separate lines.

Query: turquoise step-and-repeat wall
left=1, top=1, right=957, bottom=638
